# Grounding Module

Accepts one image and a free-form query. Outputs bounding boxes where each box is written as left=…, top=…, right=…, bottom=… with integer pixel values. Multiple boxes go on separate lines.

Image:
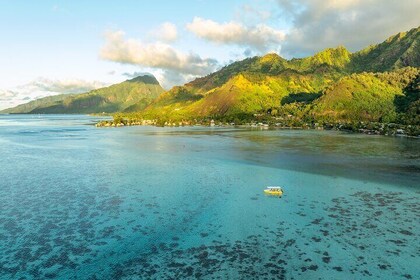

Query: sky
left=0, top=0, right=419, bottom=110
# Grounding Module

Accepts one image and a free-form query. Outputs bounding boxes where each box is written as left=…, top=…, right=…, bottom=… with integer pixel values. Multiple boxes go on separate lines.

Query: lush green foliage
left=349, top=27, right=420, bottom=72
left=131, top=27, right=419, bottom=128
left=313, top=67, right=419, bottom=122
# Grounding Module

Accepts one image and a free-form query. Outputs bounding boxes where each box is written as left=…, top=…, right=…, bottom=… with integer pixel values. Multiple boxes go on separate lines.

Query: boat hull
left=264, top=190, right=283, bottom=196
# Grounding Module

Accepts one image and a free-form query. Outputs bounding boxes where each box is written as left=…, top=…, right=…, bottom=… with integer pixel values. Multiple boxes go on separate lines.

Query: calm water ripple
left=0, top=115, right=418, bottom=279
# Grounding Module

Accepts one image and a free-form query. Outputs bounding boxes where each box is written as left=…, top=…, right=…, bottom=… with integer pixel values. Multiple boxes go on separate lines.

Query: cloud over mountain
left=100, top=30, right=220, bottom=89
left=187, top=17, right=285, bottom=52
left=100, top=30, right=219, bottom=75
left=96, top=2, right=420, bottom=90
left=277, top=0, right=420, bottom=56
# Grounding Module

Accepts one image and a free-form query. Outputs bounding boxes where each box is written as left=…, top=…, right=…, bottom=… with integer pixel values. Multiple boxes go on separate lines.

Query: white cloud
left=152, top=70, right=197, bottom=90
left=29, top=78, right=107, bottom=94
left=122, top=71, right=155, bottom=78
left=0, top=78, right=107, bottom=110
left=277, top=0, right=420, bottom=56
left=234, top=4, right=272, bottom=23
left=154, top=22, right=178, bottom=42
left=99, top=30, right=219, bottom=88
left=186, top=17, right=285, bottom=52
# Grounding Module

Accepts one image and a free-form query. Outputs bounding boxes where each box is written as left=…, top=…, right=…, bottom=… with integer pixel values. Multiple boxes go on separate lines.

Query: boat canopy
left=266, top=186, right=282, bottom=190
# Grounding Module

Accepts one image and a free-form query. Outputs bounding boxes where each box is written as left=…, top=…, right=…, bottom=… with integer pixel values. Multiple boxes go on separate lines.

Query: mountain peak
left=311, top=46, right=351, bottom=68
left=260, top=53, right=283, bottom=62
left=127, top=74, right=160, bottom=85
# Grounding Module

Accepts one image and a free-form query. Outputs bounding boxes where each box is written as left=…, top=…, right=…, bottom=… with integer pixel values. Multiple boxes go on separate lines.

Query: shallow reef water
left=0, top=115, right=419, bottom=279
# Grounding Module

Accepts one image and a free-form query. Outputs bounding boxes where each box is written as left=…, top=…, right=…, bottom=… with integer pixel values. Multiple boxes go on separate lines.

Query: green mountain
left=350, top=27, right=420, bottom=72
left=312, top=67, right=420, bottom=123
left=1, top=75, right=164, bottom=114
left=132, top=26, right=419, bottom=125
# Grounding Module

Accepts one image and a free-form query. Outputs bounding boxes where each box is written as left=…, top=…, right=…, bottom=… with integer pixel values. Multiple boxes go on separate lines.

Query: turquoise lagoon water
left=0, top=115, right=418, bottom=279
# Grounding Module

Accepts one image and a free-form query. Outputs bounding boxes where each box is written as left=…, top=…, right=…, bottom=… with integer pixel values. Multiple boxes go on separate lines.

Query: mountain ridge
left=131, top=26, right=419, bottom=126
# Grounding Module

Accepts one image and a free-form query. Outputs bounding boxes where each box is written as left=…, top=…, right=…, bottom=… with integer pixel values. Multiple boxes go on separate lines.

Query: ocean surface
left=0, top=114, right=418, bottom=280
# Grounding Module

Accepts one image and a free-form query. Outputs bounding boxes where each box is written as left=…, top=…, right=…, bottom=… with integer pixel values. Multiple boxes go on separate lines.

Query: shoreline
left=95, top=119, right=420, bottom=138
